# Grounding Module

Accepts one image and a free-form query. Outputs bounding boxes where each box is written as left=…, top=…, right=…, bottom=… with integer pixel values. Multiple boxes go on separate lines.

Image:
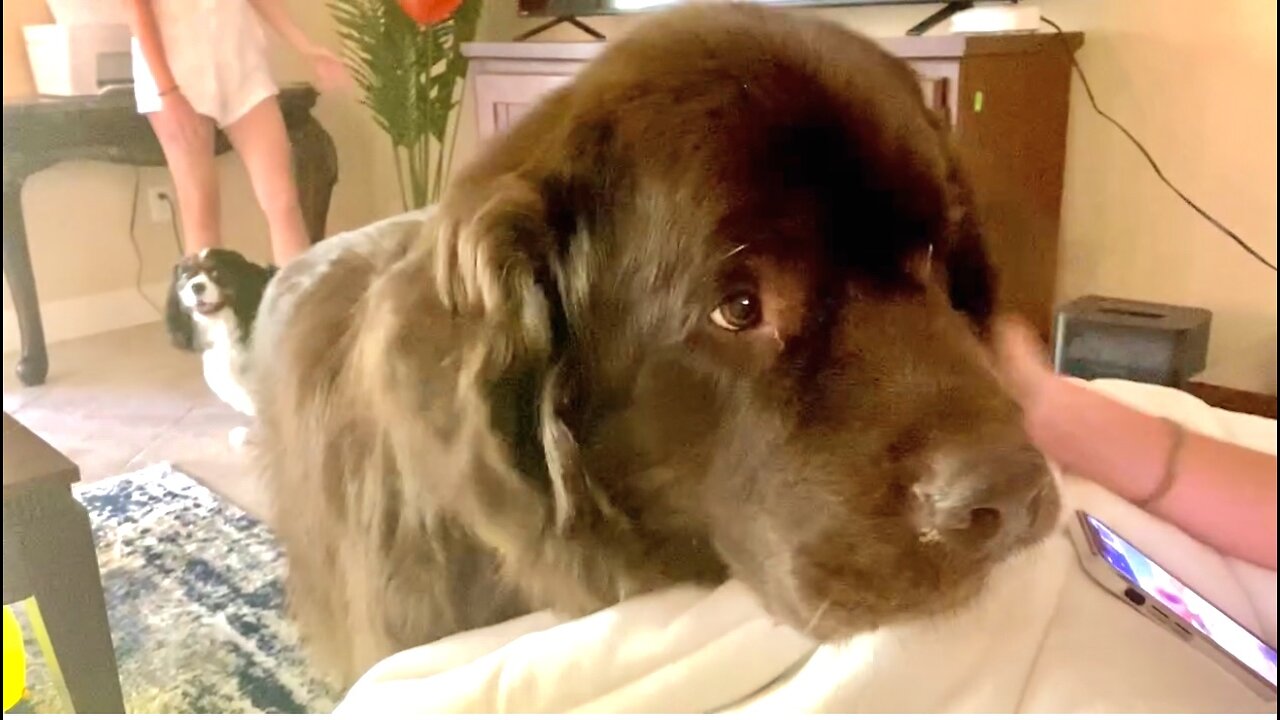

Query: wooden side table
left=2, top=413, right=125, bottom=713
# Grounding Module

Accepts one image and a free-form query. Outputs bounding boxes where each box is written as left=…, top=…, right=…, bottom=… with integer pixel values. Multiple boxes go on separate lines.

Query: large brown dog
left=252, top=4, right=1060, bottom=686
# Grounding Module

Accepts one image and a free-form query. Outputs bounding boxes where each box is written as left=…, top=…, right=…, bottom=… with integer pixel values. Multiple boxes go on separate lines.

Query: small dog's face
left=165, top=248, right=269, bottom=351
left=174, top=248, right=244, bottom=315
left=431, top=6, right=1060, bottom=640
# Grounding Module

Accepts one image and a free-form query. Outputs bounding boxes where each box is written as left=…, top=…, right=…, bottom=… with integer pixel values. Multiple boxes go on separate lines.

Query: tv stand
left=514, top=16, right=605, bottom=42
left=906, top=1, right=975, bottom=36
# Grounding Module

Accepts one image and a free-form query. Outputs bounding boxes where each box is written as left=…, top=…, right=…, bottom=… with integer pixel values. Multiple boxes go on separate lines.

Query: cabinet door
left=909, top=60, right=960, bottom=129
left=919, top=75, right=950, bottom=124
left=474, top=73, right=574, bottom=139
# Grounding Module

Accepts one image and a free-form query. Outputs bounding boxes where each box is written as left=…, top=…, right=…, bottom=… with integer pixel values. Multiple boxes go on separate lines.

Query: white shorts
left=132, top=0, right=278, bottom=128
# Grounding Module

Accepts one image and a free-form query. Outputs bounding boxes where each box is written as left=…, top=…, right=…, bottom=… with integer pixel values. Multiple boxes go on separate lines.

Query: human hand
left=159, top=90, right=208, bottom=151
left=306, top=46, right=353, bottom=94
left=991, top=315, right=1057, bottom=413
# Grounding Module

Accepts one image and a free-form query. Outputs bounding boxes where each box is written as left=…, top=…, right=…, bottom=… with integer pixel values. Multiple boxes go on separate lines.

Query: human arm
left=994, top=316, right=1278, bottom=571
left=124, top=0, right=204, bottom=142
left=125, top=0, right=177, bottom=95
left=245, top=0, right=351, bottom=92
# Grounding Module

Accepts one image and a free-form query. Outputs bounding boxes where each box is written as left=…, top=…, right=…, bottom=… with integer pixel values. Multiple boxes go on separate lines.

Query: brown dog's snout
left=912, top=439, right=1057, bottom=556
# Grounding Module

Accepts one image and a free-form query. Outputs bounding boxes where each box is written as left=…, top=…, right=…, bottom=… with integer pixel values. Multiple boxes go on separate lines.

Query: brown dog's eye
left=710, top=292, right=762, bottom=331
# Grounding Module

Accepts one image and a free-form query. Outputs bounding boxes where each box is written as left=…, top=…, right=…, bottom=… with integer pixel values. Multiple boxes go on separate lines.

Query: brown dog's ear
left=434, top=175, right=558, bottom=356
left=933, top=139, right=998, bottom=338
left=537, top=361, right=625, bottom=535
left=399, top=174, right=621, bottom=538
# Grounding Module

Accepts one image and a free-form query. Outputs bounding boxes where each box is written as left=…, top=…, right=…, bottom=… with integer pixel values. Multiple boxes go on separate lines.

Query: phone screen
left=1082, top=513, right=1278, bottom=689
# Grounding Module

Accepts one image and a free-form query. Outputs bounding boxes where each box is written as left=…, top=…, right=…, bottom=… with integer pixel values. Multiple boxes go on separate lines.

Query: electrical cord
left=127, top=169, right=162, bottom=315
left=159, top=192, right=183, bottom=254
left=127, top=169, right=186, bottom=316
left=1041, top=15, right=1277, bottom=273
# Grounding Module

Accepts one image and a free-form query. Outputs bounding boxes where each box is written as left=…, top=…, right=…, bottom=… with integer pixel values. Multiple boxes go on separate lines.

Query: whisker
left=804, top=597, right=834, bottom=635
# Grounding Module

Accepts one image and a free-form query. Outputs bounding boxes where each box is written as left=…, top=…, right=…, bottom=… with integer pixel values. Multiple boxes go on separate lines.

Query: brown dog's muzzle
left=911, top=434, right=1059, bottom=559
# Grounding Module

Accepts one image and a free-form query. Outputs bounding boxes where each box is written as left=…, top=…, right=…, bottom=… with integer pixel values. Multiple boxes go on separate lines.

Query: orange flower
left=397, top=0, right=464, bottom=25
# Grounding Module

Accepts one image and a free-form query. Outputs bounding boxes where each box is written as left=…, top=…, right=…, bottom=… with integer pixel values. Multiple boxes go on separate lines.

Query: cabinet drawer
left=473, top=66, right=954, bottom=138
left=473, top=73, right=574, bottom=138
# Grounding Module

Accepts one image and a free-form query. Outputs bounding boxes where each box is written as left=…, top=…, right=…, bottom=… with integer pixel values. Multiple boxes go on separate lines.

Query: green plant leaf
left=330, top=0, right=484, bottom=209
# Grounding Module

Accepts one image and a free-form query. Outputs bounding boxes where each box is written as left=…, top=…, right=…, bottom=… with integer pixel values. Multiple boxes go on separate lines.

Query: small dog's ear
left=226, top=255, right=272, bottom=342
left=164, top=265, right=196, bottom=351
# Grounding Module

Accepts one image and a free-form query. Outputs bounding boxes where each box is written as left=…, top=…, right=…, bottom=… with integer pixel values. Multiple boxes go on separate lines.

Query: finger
left=993, top=315, right=1045, bottom=364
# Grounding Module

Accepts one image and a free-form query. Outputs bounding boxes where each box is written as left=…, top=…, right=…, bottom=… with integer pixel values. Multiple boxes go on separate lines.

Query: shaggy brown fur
left=251, top=4, right=1060, bottom=686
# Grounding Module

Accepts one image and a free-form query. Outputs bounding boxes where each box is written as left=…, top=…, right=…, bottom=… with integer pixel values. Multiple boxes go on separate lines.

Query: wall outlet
left=146, top=186, right=173, bottom=223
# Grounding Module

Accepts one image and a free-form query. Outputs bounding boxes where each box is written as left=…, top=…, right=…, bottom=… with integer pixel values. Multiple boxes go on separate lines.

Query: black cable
left=1042, top=16, right=1277, bottom=273
left=127, top=172, right=187, bottom=316
left=158, top=192, right=183, bottom=255
left=127, top=169, right=162, bottom=315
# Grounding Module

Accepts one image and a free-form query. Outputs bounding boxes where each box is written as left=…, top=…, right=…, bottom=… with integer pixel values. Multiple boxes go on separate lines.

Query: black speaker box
left=1052, top=295, right=1211, bottom=388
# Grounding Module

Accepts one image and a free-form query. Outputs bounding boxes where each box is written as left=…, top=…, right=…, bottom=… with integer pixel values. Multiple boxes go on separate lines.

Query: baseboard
left=3, top=282, right=168, bottom=354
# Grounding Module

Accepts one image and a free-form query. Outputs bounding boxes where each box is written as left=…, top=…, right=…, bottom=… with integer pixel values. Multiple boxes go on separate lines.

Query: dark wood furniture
left=2, top=412, right=125, bottom=714
left=2, top=83, right=338, bottom=387
left=462, top=32, right=1084, bottom=340
left=1186, top=382, right=1279, bottom=421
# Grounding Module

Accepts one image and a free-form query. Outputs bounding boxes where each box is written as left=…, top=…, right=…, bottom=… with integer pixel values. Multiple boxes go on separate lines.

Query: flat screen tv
left=519, top=1, right=947, bottom=16
left=517, top=1, right=992, bottom=38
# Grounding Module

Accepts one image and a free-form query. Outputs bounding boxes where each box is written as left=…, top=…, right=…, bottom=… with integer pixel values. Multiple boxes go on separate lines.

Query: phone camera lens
left=1124, top=588, right=1146, bottom=606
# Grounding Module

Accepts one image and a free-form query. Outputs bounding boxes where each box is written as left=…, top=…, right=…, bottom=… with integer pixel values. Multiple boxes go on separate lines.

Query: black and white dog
left=165, top=249, right=276, bottom=442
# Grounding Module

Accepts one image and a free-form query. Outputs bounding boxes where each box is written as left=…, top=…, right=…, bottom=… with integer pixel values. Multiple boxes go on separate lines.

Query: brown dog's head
left=431, top=5, right=1059, bottom=640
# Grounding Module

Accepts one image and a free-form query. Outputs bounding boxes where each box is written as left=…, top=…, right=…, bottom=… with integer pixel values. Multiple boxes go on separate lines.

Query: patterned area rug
left=9, top=463, right=339, bottom=714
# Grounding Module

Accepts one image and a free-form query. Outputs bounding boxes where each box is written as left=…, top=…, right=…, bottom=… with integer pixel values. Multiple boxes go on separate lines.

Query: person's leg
left=147, top=112, right=220, bottom=255
left=223, top=96, right=310, bottom=266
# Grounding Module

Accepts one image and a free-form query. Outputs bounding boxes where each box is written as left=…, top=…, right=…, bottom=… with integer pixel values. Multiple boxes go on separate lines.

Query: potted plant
left=330, top=0, right=482, bottom=210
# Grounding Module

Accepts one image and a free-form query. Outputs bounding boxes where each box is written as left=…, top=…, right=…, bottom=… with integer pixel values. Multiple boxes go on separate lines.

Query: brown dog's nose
left=912, top=441, right=1056, bottom=555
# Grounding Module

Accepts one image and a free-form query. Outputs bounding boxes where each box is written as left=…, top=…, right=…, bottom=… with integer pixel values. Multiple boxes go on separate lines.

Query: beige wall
left=3, top=0, right=52, bottom=100
left=5, top=0, right=1276, bottom=393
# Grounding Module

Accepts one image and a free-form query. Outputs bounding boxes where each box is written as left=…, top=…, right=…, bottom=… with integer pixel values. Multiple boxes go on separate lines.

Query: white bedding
left=335, top=379, right=1278, bottom=714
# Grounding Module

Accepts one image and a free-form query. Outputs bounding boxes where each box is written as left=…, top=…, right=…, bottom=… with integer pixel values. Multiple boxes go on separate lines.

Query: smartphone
left=1069, top=510, right=1278, bottom=701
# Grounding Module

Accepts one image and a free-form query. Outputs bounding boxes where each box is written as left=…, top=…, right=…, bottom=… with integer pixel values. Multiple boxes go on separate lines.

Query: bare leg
left=146, top=111, right=220, bottom=255
left=224, top=96, right=310, bottom=266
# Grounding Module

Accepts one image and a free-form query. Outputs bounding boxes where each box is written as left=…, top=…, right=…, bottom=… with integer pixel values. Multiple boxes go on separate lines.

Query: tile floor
left=3, top=323, right=269, bottom=520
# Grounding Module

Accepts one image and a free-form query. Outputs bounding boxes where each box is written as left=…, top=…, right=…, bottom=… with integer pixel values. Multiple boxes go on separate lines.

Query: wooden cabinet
left=464, top=43, right=595, bottom=137
left=462, top=32, right=1083, bottom=338
left=473, top=73, right=572, bottom=136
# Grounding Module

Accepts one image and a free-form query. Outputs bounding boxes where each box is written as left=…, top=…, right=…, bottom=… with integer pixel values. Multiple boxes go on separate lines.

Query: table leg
left=289, top=113, right=339, bottom=245
left=2, top=176, right=49, bottom=387
left=16, top=489, right=125, bottom=714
